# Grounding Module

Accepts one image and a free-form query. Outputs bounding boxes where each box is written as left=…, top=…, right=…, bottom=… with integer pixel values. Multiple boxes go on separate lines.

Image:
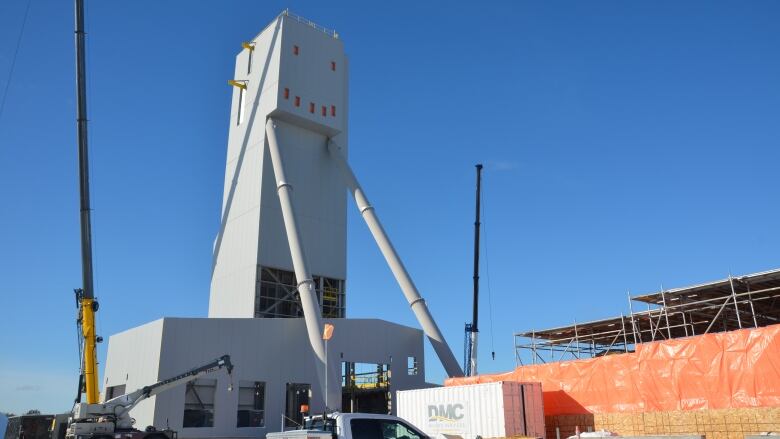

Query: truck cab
left=268, top=413, right=428, bottom=439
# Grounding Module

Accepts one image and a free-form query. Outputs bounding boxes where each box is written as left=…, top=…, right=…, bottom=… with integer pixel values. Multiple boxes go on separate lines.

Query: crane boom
left=73, top=0, right=100, bottom=405
left=69, top=355, right=234, bottom=436
left=465, top=164, right=482, bottom=376
left=132, top=355, right=232, bottom=401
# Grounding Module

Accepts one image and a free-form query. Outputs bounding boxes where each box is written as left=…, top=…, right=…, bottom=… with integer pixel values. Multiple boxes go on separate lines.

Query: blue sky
left=1, top=0, right=779, bottom=415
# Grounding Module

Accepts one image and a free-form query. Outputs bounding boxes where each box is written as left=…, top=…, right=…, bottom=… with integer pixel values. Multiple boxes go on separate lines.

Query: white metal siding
left=397, top=382, right=545, bottom=439
left=104, top=318, right=425, bottom=439
left=209, top=13, right=348, bottom=318
left=102, top=319, right=165, bottom=429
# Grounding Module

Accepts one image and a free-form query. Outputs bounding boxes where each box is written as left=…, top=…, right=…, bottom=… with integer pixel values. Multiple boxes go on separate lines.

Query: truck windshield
left=304, top=417, right=336, bottom=433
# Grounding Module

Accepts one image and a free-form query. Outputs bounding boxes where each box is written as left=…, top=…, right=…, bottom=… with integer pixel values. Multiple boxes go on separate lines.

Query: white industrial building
left=103, top=318, right=425, bottom=438
left=103, top=10, right=461, bottom=439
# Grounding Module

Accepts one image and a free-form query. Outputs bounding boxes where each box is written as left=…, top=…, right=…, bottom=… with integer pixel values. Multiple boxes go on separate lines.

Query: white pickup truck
left=267, top=413, right=429, bottom=439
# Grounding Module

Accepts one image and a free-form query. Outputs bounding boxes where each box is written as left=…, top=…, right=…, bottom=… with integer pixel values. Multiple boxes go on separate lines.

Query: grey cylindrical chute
left=327, top=140, right=465, bottom=378
left=265, top=118, right=329, bottom=400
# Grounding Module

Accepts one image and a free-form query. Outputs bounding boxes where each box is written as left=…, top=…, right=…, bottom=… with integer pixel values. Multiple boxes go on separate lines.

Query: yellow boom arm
left=78, top=294, right=100, bottom=404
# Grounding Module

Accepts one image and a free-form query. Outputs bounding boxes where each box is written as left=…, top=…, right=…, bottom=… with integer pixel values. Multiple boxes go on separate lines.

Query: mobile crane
left=66, top=355, right=234, bottom=439
left=72, top=0, right=100, bottom=408
left=66, top=7, right=235, bottom=439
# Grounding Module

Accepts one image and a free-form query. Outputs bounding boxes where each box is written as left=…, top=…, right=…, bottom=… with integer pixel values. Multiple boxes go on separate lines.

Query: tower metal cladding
left=209, top=12, right=463, bottom=397
left=209, top=11, right=350, bottom=404
left=209, top=11, right=349, bottom=322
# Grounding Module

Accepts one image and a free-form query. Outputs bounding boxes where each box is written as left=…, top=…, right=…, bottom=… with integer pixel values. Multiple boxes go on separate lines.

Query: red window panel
left=331, top=61, right=336, bottom=71
left=293, top=45, right=299, bottom=55
left=309, top=102, right=315, bottom=113
left=321, top=106, right=327, bottom=116
left=330, top=105, right=336, bottom=117
left=284, top=88, right=290, bottom=99
left=294, top=96, right=300, bottom=107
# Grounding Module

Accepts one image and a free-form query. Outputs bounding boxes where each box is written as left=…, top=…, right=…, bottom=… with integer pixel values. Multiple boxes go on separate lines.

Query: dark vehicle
left=4, top=415, right=54, bottom=439
left=48, top=415, right=69, bottom=439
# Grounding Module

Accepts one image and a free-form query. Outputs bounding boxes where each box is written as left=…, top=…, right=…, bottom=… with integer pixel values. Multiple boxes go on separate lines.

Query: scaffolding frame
left=514, top=268, right=780, bottom=365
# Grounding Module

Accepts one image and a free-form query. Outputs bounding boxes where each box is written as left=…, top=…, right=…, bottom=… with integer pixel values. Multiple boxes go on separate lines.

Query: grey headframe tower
left=209, top=12, right=463, bottom=404
left=209, top=13, right=348, bottom=321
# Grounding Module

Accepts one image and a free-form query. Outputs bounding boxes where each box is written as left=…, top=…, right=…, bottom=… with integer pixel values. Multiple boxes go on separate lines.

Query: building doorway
left=284, top=383, right=311, bottom=428
left=341, top=362, right=390, bottom=414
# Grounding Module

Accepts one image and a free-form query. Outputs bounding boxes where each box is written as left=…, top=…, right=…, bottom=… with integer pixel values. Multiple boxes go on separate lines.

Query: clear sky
left=1, top=0, right=779, bottom=415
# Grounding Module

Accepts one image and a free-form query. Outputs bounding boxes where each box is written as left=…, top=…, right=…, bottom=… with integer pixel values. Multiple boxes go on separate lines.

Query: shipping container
left=397, top=382, right=545, bottom=439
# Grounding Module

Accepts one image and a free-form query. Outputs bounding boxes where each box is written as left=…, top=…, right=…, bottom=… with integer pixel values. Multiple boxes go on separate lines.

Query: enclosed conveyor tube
left=327, top=140, right=465, bottom=378
left=265, top=118, right=329, bottom=402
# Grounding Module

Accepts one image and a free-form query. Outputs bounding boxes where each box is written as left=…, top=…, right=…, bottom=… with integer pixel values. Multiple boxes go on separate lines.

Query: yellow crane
left=75, top=291, right=99, bottom=404
left=73, top=0, right=100, bottom=405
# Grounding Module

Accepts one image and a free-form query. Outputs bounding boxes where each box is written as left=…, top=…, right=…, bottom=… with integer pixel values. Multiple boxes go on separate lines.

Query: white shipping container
left=397, top=381, right=545, bottom=439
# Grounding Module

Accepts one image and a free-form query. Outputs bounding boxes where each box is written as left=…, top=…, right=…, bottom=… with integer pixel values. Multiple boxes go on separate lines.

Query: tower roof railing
left=252, top=10, right=339, bottom=44
left=282, top=9, right=339, bottom=39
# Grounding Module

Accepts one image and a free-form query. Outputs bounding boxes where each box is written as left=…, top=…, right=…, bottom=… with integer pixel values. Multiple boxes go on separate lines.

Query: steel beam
left=728, top=275, right=743, bottom=329
left=327, top=140, right=464, bottom=377
left=265, top=119, right=329, bottom=404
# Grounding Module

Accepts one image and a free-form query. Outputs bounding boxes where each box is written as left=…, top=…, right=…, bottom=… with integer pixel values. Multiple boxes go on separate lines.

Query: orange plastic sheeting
left=445, top=324, right=780, bottom=415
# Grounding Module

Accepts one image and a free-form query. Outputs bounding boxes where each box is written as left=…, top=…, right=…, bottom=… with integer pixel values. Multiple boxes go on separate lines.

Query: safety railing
left=282, top=9, right=339, bottom=39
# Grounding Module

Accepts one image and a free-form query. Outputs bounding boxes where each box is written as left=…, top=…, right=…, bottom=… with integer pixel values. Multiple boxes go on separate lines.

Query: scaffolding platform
left=515, top=268, right=780, bottom=364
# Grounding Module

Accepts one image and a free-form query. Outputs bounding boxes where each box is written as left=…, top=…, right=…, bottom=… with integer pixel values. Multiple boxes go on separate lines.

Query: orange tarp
left=445, top=323, right=780, bottom=415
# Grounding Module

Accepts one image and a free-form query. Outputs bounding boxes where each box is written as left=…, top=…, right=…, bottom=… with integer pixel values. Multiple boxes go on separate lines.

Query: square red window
left=284, top=88, right=290, bottom=99
left=331, top=61, right=336, bottom=71
left=294, top=96, right=300, bottom=107
left=309, top=102, right=315, bottom=113
left=321, top=105, right=327, bottom=116
left=330, top=105, right=336, bottom=117
left=293, top=45, right=299, bottom=55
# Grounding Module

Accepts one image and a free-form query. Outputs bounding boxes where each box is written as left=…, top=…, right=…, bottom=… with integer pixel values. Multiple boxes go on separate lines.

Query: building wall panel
left=210, top=12, right=347, bottom=318
left=104, top=318, right=425, bottom=438
left=103, top=319, right=165, bottom=429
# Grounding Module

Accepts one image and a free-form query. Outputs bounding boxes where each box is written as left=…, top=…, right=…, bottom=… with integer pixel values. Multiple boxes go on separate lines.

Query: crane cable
left=481, top=172, right=496, bottom=360
left=0, top=0, right=33, bottom=123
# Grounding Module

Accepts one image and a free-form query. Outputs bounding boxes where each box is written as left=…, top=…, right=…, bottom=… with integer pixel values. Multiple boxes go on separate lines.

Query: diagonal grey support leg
left=327, top=140, right=464, bottom=378
left=265, top=118, right=329, bottom=402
